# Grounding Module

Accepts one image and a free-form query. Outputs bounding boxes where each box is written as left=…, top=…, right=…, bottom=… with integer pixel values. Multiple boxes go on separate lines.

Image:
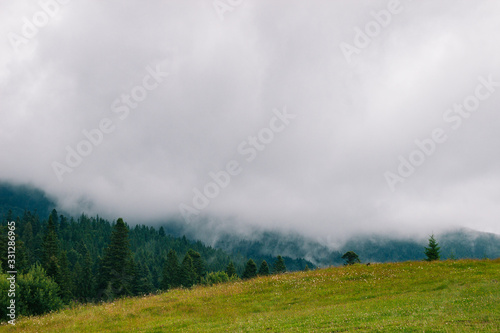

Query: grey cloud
left=1, top=0, right=500, bottom=241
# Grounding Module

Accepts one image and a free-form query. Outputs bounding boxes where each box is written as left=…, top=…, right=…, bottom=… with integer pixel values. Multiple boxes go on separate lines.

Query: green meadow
left=2, top=259, right=499, bottom=332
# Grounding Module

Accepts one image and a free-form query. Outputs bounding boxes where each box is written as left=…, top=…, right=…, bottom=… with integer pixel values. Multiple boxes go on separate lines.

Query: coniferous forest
left=0, top=209, right=299, bottom=319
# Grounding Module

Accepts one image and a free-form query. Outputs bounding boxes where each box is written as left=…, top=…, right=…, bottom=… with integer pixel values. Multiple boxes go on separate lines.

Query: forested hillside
left=0, top=207, right=314, bottom=319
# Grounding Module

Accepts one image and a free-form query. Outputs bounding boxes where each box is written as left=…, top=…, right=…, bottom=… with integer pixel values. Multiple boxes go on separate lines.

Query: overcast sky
left=1, top=0, right=500, bottom=240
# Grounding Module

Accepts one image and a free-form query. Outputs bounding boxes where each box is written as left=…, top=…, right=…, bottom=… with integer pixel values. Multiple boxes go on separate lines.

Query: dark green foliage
left=273, top=255, right=287, bottom=274
left=179, top=254, right=195, bottom=287
left=202, top=271, right=229, bottom=285
left=161, top=249, right=180, bottom=290
left=425, top=235, right=441, bottom=261
left=57, top=251, right=73, bottom=302
left=42, top=215, right=59, bottom=278
left=242, top=259, right=258, bottom=279
left=135, top=262, right=154, bottom=295
left=226, top=261, right=237, bottom=278
left=16, top=264, right=63, bottom=316
left=97, top=218, right=134, bottom=299
left=188, top=249, right=205, bottom=283
left=342, top=251, right=361, bottom=265
left=258, top=260, right=270, bottom=275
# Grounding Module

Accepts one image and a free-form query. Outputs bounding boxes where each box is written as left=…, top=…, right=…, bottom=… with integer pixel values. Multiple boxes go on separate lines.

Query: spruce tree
left=97, top=218, right=134, bottom=299
left=424, top=234, right=441, bottom=261
left=226, top=261, right=237, bottom=278
left=187, top=249, right=205, bottom=283
left=258, top=260, right=270, bottom=276
left=42, top=215, right=59, bottom=278
left=162, top=249, right=180, bottom=290
left=273, top=255, right=287, bottom=274
left=179, top=253, right=195, bottom=287
left=242, top=259, right=258, bottom=279
left=57, top=251, right=73, bottom=303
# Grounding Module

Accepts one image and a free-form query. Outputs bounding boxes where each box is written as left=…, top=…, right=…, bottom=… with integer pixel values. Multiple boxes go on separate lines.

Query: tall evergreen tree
left=273, top=255, right=287, bottom=274
left=57, top=251, right=73, bottom=303
left=242, top=259, right=258, bottom=279
left=258, top=260, right=270, bottom=276
left=161, top=249, right=180, bottom=290
left=424, top=235, right=441, bottom=261
left=74, top=244, right=94, bottom=301
left=187, top=249, right=205, bottom=283
left=226, top=261, right=237, bottom=278
left=179, top=253, right=195, bottom=288
left=97, top=218, right=134, bottom=299
left=42, top=215, right=59, bottom=280
left=135, top=262, right=154, bottom=295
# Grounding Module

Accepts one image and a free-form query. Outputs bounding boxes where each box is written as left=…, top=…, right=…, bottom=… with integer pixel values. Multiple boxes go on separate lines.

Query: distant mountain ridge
left=1, top=182, right=499, bottom=267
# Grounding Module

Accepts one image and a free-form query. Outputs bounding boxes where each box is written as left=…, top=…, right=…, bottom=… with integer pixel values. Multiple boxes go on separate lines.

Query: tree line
left=0, top=210, right=291, bottom=319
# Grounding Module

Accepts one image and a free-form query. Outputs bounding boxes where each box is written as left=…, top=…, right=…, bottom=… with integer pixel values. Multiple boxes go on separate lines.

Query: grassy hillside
left=3, top=259, right=499, bottom=332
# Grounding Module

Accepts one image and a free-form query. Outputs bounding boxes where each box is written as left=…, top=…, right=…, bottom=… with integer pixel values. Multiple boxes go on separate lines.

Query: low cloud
left=1, top=0, right=500, bottom=240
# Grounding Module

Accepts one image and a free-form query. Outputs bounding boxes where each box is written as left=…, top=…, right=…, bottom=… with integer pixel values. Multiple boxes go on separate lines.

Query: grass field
left=2, top=259, right=499, bottom=332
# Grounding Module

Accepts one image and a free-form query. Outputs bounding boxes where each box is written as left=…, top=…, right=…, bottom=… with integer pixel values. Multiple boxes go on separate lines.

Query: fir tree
left=161, top=249, right=180, bottom=290
left=188, top=249, right=205, bottom=283
left=57, top=251, right=73, bottom=303
left=97, top=218, right=134, bottom=299
left=424, top=234, right=441, bottom=261
left=42, top=215, right=59, bottom=278
left=273, top=255, right=287, bottom=274
left=258, top=260, right=270, bottom=276
left=179, top=253, right=195, bottom=287
left=242, top=259, right=258, bottom=279
left=226, top=261, right=237, bottom=278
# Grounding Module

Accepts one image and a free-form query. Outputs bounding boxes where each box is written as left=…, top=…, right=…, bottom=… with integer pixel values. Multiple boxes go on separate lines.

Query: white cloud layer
left=1, top=0, right=500, bottom=239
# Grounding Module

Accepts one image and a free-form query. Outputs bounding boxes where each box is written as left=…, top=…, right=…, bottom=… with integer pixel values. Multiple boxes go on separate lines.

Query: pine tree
left=242, top=259, right=258, bottom=279
left=179, top=253, right=195, bottom=287
left=273, top=255, right=287, bottom=274
left=97, top=218, right=134, bottom=299
left=258, top=260, right=270, bottom=276
left=161, top=249, right=180, bottom=290
left=226, top=261, right=237, bottom=278
left=425, top=234, right=441, bottom=261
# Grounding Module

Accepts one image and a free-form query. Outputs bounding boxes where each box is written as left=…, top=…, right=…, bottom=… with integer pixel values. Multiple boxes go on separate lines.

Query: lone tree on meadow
left=424, top=234, right=441, bottom=261
left=342, top=251, right=361, bottom=265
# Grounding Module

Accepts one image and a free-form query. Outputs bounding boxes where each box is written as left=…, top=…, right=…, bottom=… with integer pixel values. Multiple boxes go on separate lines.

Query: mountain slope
left=4, top=259, right=500, bottom=332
